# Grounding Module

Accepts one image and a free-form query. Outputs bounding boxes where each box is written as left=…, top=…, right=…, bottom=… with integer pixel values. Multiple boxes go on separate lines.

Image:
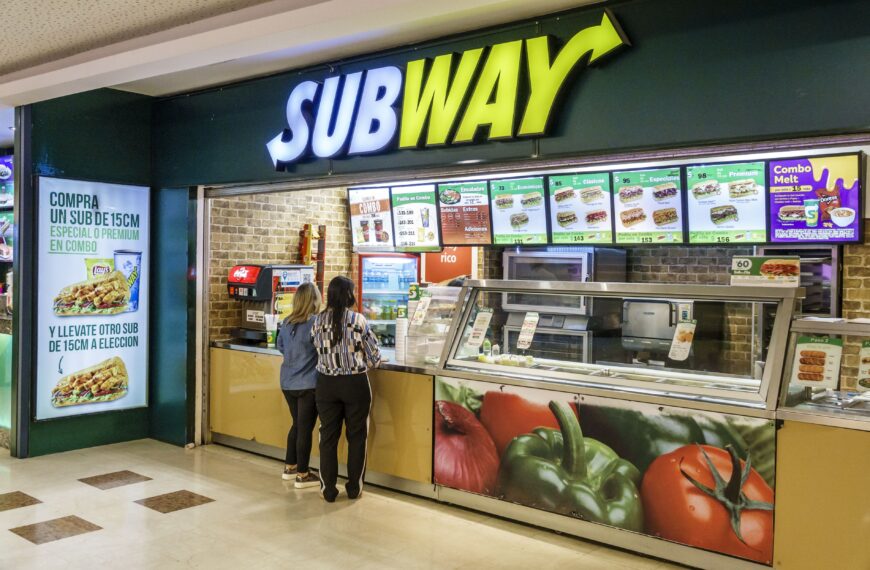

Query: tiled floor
left=0, top=440, right=684, bottom=569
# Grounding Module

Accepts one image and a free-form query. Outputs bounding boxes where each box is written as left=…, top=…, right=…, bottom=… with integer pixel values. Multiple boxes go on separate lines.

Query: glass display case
left=439, top=280, right=804, bottom=411
left=777, top=318, right=870, bottom=430
left=404, top=286, right=462, bottom=367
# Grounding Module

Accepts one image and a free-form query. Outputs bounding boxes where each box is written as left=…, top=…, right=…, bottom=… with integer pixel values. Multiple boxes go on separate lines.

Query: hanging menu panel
left=391, top=184, right=440, bottom=251
left=438, top=181, right=492, bottom=246
left=490, top=177, right=548, bottom=245
left=612, top=168, right=684, bottom=244
left=349, top=187, right=395, bottom=250
left=686, top=161, right=767, bottom=244
left=548, top=172, right=613, bottom=244
left=769, top=154, right=861, bottom=243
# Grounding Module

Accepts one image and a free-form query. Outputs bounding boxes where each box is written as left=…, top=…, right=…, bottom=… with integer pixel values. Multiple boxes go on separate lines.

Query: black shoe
left=346, top=487, right=362, bottom=499
left=320, top=488, right=338, bottom=503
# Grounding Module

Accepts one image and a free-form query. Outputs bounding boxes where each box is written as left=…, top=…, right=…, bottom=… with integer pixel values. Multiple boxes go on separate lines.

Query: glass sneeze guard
left=440, top=280, right=803, bottom=411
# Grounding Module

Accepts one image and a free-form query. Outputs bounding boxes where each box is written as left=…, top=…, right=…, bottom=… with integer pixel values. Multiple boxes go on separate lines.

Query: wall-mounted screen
left=686, top=161, right=767, bottom=244
left=548, top=172, right=613, bottom=244
left=490, top=177, right=548, bottom=245
left=612, top=168, right=684, bottom=244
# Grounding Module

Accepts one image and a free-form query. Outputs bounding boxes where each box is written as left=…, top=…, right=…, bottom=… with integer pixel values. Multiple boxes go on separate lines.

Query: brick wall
left=208, top=188, right=353, bottom=341
left=627, top=245, right=754, bottom=284
left=838, top=224, right=870, bottom=389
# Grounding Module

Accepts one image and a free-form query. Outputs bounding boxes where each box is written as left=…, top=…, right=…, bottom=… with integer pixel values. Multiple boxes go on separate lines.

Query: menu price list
left=438, top=181, right=492, bottom=245
left=391, top=184, right=440, bottom=251
left=686, top=161, right=767, bottom=244
left=769, top=155, right=861, bottom=243
left=548, top=172, right=613, bottom=244
left=612, top=168, right=684, bottom=244
left=490, top=177, right=548, bottom=245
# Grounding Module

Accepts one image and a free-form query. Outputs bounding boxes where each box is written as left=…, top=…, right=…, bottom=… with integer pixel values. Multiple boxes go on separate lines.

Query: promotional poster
left=36, top=178, right=150, bottom=420
left=612, top=168, right=684, bottom=244
left=349, top=187, right=395, bottom=250
left=769, top=154, right=861, bottom=243
left=548, top=172, right=613, bottom=244
left=434, top=377, right=776, bottom=564
left=686, top=161, right=767, bottom=244
left=490, top=177, right=547, bottom=245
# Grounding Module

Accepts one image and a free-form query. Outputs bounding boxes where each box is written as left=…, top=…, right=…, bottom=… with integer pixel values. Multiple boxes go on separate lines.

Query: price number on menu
left=398, top=219, right=414, bottom=226
left=732, top=258, right=752, bottom=271
left=553, top=180, right=563, bottom=187
left=640, top=237, right=653, bottom=243
left=571, top=235, right=585, bottom=242
left=396, top=208, right=414, bottom=216
left=621, top=178, right=631, bottom=184
left=696, top=173, right=708, bottom=180
left=717, top=236, right=730, bottom=243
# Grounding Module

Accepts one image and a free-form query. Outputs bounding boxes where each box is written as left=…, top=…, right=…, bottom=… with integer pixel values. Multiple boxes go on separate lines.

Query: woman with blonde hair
left=276, top=281, right=322, bottom=488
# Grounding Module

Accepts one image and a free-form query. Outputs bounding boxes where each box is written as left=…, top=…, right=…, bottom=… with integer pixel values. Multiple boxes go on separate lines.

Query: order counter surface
left=209, top=342, right=433, bottom=484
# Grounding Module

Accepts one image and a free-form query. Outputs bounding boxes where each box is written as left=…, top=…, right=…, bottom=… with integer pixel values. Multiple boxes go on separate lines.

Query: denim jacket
left=276, top=316, right=318, bottom=391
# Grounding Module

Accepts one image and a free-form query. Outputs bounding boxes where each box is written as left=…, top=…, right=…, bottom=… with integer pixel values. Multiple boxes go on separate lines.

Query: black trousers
left=316, top=372, right=372, bottom=499
left=282, top=388, right=317, bottom=472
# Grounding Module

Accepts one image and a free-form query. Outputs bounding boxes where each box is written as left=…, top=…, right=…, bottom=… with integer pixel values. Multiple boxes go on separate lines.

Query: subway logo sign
left=267, top=11, right=629, bottom=169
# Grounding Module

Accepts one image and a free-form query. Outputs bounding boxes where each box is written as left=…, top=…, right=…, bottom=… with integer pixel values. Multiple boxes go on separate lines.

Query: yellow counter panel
left=209, top=347, right=433, bottom=484
left=773, top=420, right=870, bottom=569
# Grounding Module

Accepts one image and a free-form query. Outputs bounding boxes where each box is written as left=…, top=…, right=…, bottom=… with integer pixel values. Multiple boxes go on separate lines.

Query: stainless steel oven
left=502, top=248, right=626, bottom=315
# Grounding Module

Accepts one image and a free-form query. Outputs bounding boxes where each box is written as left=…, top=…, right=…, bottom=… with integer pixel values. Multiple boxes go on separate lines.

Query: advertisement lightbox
left=686, top=161, right=767, bottom=244
left=36, top=177, right=150, bottom=420
left=490, top=177, right=548, bottom=245
left=769, top=154, right=861, bottom=243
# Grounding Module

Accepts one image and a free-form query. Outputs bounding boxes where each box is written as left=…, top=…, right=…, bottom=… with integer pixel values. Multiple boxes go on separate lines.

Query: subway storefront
left=9, top=1, right=870, bottom=569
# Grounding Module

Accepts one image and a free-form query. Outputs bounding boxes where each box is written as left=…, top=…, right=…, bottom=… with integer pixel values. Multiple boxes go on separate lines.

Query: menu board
left=36, top=177, right=150, bottom=420
left=438, top=181, right=492, bottom=245
left=548, top=172, right=613, bottom=244
left=391, top=184, right=439, bottom=251
left=791, top=335, right=842, bottom=390
left=0, top=155, right=12, bottom=208
left=769, top=154, right=861, bottom=243
left=490, top=177, right=547, bottom=245
left=612, top=168, right=684, bottom=244
left=686, top=162, right=767, bottom=244
left=349, top=187, right=394, bottom=250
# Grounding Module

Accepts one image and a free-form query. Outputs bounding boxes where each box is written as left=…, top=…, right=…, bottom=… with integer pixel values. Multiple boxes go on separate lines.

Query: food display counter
left=432, top=280, right=801, bottom=569
left=772, top=319, right=870, bottom=570
left=209, top=341, right=435, bottom=490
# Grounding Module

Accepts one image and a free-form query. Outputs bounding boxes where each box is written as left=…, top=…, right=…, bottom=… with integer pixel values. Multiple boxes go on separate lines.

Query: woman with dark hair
left=311, top=275, right=381, bottom=502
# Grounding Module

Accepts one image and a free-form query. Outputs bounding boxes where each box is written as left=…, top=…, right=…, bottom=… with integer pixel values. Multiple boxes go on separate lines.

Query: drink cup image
left=803, top=199, right=819, bottom=227
left=264, top=314, right=279, bottom=346
left=421, top=207, right=430, bottom=228
left=360, top=219, right=370, bottom=241
left=374, top=218, right=384, bottom=232
left=113, top=250, right=142, bottom=312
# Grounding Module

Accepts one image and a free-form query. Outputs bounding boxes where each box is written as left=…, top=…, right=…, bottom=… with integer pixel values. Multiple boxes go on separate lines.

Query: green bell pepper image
left=498, top=401, right=643, bottom=532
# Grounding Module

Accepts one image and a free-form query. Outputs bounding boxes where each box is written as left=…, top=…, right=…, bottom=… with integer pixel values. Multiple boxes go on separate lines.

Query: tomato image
left=641, top=445, right=774, bottom=564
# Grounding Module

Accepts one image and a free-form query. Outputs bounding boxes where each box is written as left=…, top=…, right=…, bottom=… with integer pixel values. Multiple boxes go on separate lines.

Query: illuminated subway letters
left=267, top=11, right=628, bottom=168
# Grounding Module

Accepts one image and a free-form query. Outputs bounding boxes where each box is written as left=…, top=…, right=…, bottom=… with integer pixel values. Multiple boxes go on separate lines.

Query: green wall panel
left=149, top=187, right=192, bottom=446
left=152, top=0, right=870, bottom=189
left=25, top=88, right=193, bottom=455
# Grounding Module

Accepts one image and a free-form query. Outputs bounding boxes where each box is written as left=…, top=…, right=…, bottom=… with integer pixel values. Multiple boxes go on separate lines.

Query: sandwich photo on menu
left=760, top=258, right=800, bottom=277
left=618, top=186, right=643, bottom=203
left=778, top=205, right=805, bottom=221
left=692, top=180, right=720, bottom=199
left=653, top=207, right=678, bottom=226
left=554, top=187, right=576, bottom=203
left=53, top=271, right=130, bottom=316
left=620, top=207, right=646, bottom=228
left=728, top=179, right=757, bottom=198
left=51, top=357, right=129, bottom=407
left=710, top=205, right=738, bottom=225
left=557, top=211, right=578, bottom=227
left=510, top=212, right=529, bottom=228
left=521, top=192, right=543, bottom=208
left=797, top=350, right=826, bottom=381
left=495, top=194, right=514, bottom=209
left=580, top=186, right=603, bottom=203
left=585, top=210, right=608, bottom=224
left=652, top=183, right=678, bottom=201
